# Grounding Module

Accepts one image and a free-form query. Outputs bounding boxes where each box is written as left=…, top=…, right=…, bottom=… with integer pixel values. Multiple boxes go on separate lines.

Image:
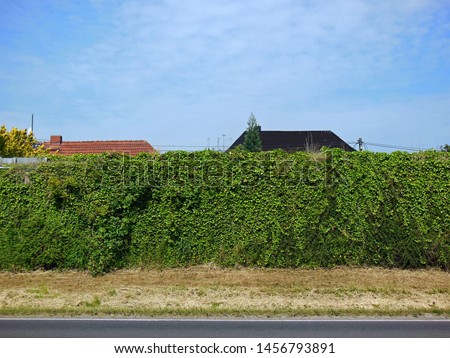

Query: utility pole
left=357, top=138, right=363, bottom=151
left=222, top=134, right=226, bottom=151
left=31, top=114, right=34, bottom=132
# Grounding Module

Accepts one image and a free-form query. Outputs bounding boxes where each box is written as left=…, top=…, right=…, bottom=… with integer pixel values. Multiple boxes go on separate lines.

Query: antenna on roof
left=28, top=114, right=34, bottom=134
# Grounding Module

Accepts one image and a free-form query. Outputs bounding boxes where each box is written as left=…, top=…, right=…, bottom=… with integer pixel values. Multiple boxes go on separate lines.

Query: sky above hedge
left=1, top=0, right=449, bottom=152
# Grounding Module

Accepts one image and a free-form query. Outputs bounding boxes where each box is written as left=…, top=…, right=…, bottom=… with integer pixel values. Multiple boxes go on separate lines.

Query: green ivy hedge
left=0, top=149, right=449, bottom=274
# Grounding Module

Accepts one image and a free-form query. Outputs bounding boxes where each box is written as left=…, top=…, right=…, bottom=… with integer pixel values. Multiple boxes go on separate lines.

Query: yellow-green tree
left=0, top=125, right=47, bottom=157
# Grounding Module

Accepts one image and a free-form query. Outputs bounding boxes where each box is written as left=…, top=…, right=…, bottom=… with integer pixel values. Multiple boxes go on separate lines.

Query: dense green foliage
left=0, top=149, right=449, bottom=274
left=243, top=113, right=262, bottom=152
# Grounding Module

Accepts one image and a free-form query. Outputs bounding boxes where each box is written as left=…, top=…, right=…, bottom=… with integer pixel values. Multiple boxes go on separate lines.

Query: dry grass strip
left=1, top=266, right=449, bottom=317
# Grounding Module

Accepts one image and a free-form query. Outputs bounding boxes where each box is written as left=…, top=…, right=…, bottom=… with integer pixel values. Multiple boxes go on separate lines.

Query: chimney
left=50, top=135, right=62, bottom=147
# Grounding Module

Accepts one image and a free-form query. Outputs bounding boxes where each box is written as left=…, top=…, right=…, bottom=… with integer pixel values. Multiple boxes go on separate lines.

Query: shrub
left=0, top=150, right=449, bottom=274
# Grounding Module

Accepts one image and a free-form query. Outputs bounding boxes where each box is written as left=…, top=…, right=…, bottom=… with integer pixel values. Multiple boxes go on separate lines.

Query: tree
left=440, top=144, right=450, bottom=152
left=0, top=125, right=47, bottom=157
left=243, top=113, right=262, bottom=152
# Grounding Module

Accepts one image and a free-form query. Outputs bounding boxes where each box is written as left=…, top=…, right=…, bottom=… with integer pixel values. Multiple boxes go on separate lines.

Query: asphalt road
left=1, top=318, right=449, bottom=338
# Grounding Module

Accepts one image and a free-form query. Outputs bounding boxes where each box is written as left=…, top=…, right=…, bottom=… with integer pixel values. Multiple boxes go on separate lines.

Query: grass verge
left=0, top=306, right=449, bottom=318
left=0, top=266, right=449, bottom=318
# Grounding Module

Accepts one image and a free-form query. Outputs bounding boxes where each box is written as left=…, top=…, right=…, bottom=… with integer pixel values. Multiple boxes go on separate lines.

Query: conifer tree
left=243, top=113, right=262, bottom=152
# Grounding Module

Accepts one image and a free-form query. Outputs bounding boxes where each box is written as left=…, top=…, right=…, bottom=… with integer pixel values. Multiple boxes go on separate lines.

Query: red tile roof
left=43, top=135, right=155, bottom=156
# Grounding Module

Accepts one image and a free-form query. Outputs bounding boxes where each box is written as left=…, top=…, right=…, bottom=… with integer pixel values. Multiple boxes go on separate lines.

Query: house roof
left=43, top=135, right=155, bottom=155
left=228, top=130, right=354, bottom=152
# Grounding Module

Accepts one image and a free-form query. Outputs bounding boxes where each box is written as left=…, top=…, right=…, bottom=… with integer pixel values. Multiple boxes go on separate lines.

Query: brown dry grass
left=0, top=266, right=449, bottom=317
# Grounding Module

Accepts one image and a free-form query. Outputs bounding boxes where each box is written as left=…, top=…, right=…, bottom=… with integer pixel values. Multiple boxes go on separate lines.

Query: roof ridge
left=261, top=130, right=332, bottom=132
left=45, top=139, right=149, bottom=143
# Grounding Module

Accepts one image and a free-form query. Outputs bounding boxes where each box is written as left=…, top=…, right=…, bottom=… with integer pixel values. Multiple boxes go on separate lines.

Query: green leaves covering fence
left=0, top=149, right=449, bottom=274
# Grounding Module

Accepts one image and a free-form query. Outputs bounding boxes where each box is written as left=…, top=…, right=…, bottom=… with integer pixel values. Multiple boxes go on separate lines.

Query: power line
left=365, top=142, right=424, bottom=152
left=348, top=140, right=426, bottom=152
left=155, top=141, right=426, bottom=152
left=129, top=138, right=432, bottom=153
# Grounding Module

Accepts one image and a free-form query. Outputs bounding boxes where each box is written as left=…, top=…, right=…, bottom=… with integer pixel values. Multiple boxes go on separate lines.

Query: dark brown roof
left=43, top=135, right=155, bottom=155
left=228, top=130, right=354, bottom=152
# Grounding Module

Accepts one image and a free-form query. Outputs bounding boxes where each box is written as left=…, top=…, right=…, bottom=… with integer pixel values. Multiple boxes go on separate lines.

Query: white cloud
left=1, top=0, right=449, bottom=149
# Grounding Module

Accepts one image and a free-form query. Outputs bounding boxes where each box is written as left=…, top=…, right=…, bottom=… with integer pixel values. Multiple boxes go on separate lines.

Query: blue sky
left=1, top=0, right=449, bottom=152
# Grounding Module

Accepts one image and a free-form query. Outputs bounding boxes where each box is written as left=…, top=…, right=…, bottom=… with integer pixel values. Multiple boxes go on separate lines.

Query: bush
left=0, top=150, right=449, bottom=274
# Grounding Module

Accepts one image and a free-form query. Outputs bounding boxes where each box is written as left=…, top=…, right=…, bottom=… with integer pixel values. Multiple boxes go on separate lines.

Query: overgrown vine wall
left=0, top=149, right=449, bottom=274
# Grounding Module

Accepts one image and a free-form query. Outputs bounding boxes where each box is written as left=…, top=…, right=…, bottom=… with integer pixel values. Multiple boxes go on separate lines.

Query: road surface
left=1, top=318, right=449, bottom=338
